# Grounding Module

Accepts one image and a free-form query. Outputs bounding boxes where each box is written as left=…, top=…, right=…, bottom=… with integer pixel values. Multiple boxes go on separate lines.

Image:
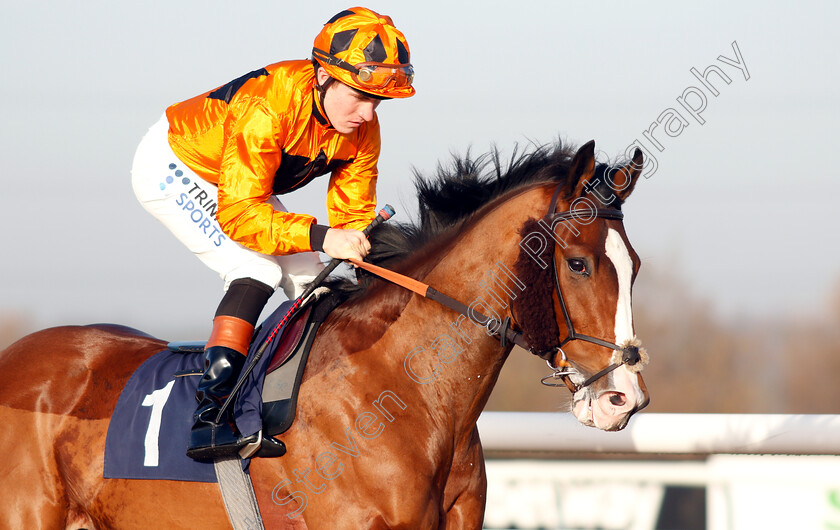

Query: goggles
left=353, top=62, right=414, bottom=89
left=313, top=47, right=414, bottom=92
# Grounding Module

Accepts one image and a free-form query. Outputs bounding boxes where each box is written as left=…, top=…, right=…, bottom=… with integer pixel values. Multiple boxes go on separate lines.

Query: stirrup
left=238, top=430, right=287, bottom=459
left=186, top=423, right=259, bottom=461
left=238, top=430, right=263, bottom=459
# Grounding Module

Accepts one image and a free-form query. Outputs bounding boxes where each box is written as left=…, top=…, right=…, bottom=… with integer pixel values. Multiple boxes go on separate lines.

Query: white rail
left=477, top=412, right=840, bottom=454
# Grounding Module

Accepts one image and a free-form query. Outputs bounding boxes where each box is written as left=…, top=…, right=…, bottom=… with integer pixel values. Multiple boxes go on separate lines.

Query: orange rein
left=345, top=258, right=529, bottom=351
left=346, top=258, right=429, bottom=296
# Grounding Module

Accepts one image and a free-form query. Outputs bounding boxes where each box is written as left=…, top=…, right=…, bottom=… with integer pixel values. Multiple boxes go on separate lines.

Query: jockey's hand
left=322, top=228, right=371, bottom=262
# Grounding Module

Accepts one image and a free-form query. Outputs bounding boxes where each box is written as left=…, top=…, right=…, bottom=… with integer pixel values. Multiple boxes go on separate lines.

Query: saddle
left=258, top=291, right=340, bottom=436
left=169, top=291, right=341, bottom=443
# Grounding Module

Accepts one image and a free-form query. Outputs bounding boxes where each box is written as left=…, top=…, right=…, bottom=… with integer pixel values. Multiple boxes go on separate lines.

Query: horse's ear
left=611, top=148, right=644, bottom=203
left=567, top=140, right=596, bottom=199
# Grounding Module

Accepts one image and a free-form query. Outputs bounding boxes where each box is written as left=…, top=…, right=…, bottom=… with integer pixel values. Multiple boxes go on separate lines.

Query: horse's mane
left=325, top=140, right=622, bottom=298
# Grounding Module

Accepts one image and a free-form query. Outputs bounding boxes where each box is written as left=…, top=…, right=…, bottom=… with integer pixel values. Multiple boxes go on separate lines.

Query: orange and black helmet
left=312, top=7, right=415, bottom=99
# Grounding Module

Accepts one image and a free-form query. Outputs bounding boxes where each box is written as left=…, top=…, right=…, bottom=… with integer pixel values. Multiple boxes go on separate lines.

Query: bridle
left=522, top=183, right=644, bottom=393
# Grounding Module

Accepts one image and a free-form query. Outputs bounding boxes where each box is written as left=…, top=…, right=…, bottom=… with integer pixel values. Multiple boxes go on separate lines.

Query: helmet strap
left=312, top=47, right=359, bottom=75
left=312, top=62, right=335, bottom=128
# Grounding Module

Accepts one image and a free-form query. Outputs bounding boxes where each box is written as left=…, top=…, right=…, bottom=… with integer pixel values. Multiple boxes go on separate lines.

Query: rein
left=351, top=183, right=643, bottom=394
left=347, top=258, right=530, bottom=351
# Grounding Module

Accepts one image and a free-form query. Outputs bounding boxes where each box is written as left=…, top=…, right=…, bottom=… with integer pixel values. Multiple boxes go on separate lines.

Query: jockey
left=131, top=7, right=415, bottom=460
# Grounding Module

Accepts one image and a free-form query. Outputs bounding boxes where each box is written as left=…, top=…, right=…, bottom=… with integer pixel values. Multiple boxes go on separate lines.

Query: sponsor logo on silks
left=160, top=163, right=191, bottom=191
left=166, top=162, right=227, bottom=248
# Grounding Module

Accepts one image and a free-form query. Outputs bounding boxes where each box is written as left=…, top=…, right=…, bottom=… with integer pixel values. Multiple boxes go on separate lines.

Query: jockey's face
left=317, top=67, right=381, bottom=134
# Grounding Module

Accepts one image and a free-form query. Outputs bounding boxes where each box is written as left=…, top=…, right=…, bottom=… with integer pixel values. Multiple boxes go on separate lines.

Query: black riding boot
left=186, top=346, right=258, bottom=460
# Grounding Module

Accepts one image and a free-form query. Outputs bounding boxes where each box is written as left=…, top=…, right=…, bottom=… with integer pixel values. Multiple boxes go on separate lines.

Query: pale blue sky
left=1, top=1, right=838, bottom=339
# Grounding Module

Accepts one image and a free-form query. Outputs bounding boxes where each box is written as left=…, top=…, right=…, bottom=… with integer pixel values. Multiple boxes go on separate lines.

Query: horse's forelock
left=587, top=164, right=628, bottom=209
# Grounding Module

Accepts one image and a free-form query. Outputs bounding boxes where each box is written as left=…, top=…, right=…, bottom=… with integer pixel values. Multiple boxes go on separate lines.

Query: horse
left=0, top=139, right=648, bottom=529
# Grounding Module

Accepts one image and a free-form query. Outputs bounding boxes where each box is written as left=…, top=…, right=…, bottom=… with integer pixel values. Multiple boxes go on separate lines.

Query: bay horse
left=0, top=140, right=648, bottom=529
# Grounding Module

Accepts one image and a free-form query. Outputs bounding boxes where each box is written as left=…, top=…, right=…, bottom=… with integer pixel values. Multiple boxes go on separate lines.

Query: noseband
left=526, top=184, right=644, bottom=393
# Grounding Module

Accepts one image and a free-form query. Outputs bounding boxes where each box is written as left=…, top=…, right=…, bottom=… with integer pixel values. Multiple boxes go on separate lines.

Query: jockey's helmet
left=312, top=7, right=415, bottom=99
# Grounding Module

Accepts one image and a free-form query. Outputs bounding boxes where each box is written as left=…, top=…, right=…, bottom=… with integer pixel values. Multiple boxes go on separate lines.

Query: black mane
left=324, top=140, right=622, bottom=297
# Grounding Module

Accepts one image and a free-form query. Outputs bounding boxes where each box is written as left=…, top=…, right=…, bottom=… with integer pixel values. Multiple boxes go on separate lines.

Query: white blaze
left=605, top=228, right=633, bottom=345
left=574, top=228, right=643, bottom=431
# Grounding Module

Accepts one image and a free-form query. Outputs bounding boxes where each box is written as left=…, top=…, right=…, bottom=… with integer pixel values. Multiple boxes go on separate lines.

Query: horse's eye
left=567, top=258, right=589, bottom=276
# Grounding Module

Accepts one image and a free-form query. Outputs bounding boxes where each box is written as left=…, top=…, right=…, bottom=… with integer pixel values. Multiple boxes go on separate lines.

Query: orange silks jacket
left=166, top=59, right=380, bottom=256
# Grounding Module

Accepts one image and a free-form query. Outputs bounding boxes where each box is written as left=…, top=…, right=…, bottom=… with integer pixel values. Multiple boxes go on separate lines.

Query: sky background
left=1, top=1, right=838, bottom=341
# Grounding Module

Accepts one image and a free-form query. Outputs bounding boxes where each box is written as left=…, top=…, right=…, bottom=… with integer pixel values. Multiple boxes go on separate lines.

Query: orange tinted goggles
left=313, top=48, right=415, bottom=92
left=353, top=62, right=415, bottom=89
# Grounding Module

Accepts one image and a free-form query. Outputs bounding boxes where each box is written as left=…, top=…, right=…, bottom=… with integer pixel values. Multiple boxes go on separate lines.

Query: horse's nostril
left=609, top=393, right=626, bottom=406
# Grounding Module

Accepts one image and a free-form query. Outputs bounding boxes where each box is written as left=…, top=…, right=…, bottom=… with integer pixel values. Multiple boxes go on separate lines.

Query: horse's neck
left=309, top=185, right=551, bottom=436
left=388, top=186, right=552, bottom=430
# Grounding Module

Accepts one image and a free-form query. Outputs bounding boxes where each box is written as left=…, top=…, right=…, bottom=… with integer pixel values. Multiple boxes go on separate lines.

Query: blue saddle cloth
left=104, top=301, right=295, bottom=482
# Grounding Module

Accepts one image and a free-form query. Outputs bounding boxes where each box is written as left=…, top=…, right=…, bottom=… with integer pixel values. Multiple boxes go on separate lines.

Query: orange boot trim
left=206, top=316, right=254, bottom=355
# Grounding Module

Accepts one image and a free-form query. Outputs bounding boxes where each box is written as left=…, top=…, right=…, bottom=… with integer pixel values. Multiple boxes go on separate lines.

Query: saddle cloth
left=103, top=296, right=332, bottom=482
left=103, top=348, right=221, bottom=482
